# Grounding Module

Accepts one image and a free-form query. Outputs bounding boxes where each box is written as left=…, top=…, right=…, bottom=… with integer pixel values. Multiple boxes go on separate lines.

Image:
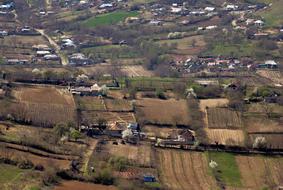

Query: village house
left=43, top=54, right=59, bottom=61
left=36, top=50, right=51, bottom=57
left=0, top=30, right=8, bottom=36
left=105, top=122, right=127, bottom=137
left=258, top=60, right=278, bottom=69
left=156, top=129, right=195, bottom=146
left=0, top=2, right=14, bottom=10
left=69, top=53, right=90, bottom=65
left=0, top=88, right=5, bottom=98
left=225, top=4, right=238, bottom=11
left=204, top=7, right=215, bottom=12
left=254, top=20, right=264, bottom=27
left=69, top=83, right=107, bottom=96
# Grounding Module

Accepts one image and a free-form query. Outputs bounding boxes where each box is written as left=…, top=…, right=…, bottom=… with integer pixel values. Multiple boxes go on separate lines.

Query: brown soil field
left=107, top=90, right=125, bottom=99
left=205, top=128, right=245, bottom=146
left=207, top=108, right=243, bottom=129
left=249, top=134, right=283, bottom=149
left=236, top=155, right=283, bottom=189
left=157, top=149, right=218, bottom=190
left=157, top=35, right=206, bottom=56
left=12, top=87, right=76, bottom=126
left=245, top=117, right=283, bottom=133
left=199, top=98, right=229, bottom=112
left=75, top=96, right=106, bottom=111
left=14, top=87, right=74, bottom=105
left=105, top=142, right=152, bottom=167
left=247, top=103, right=283, bottom=115
left=1, top=36, right=48, bottom=46
left=53, top=181, right=118, bottom=190
left=0, top=147, right=70, bottom=170
left=256, top=70, right=283, bottom=85
left=135, top=98, right=191, bottom=126
left=105, top=99, right=133, bottom=112
left=143, top=125, right=182, bottom=138
left=82, top=111, right=136, bottom=125
left=121, top=65, right=154, bottom=77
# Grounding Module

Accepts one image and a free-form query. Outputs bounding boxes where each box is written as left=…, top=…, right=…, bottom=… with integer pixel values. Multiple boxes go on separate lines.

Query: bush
left=155, top=89, right=166, bottom=99
left=96, top=168, right=114, bottom=185
left=192, top=84, right=223, bottom=99
left=18, top=160, right=34, bottom=169
left=108, top=156, right=128, bottom=171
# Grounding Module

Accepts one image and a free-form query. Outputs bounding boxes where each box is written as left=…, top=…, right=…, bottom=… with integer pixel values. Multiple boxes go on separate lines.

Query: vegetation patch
left=83, top=11, right=139, bottom=28
left=0, top=164, right=24, bottom=184
left=208, top=152, right=242, bottom=187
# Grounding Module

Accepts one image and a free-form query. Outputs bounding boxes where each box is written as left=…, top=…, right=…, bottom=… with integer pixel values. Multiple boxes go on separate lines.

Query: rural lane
left=36, top=29, right=69, bottom=66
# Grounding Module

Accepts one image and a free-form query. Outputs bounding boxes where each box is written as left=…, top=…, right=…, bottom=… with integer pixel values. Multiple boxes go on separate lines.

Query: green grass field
left=0, top=164, right=24, bottom=184
left=82, top=45, right=139, bottom=59
left=207, top=152, right=242, bottom=187
left=83, top=11, right=139, bottom=28
left=256, top=0, right=283, bottom=27
left=207, top=41, right=255, bottom=57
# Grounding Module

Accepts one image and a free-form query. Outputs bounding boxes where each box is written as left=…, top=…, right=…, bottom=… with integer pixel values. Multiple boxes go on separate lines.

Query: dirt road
left=36, top=29, right=69, bottom=66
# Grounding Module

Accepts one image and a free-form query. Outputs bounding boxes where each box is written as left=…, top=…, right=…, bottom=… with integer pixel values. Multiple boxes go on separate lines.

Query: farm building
left=105, top=122, right=127, bottom=137
left=69, top=84, right=107, bottom=96
left=143, top=175, right=156, bottom=182
left=156, top=129, right=195, bottom=146
left=258, top=60, right=278, bottom=69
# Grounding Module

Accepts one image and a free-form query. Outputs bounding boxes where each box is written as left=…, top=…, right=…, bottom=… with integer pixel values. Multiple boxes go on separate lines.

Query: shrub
left=18, top=160, right=34, bottom=169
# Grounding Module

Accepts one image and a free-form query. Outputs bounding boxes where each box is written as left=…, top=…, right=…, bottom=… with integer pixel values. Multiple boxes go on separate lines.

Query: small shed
left=143, top=175, right=156, bottom=182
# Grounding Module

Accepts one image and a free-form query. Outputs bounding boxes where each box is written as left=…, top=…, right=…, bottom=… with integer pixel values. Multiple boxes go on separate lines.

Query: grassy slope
left=207, top=152, right=242, bottom=187
left=0, top=164, right=24, bottom=184
left=256, top=0, right=283, bottom=27
left=83, top=11, right=139, bottom=28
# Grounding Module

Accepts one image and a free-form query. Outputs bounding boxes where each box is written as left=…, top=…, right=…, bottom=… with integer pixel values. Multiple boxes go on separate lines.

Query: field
left=256, top=70, right=283, bottom=85
left=207, top=152, right=242, bottom=187
left=157, top=149, right=218, bottom=190
left=54, top=181, right=118, bottom=190
left=205, top=129, right=245, bottom=146
left=207, top=108, right=243, bottom=129
left=105, top=99, right=133, bottom=112
left=135, top=98, right=191, bottom=126
left=249, top=134, right=283, bottom=149
left=245, top=117, right=283, bottom=133
left=156, top=35, right=206, bottom=55
left=199, top=98, right=229, bottom=112
left=82, top=45, right=139, bottom=59
left=0, top=146, right=71, bottom=170
left=0, top=164, right=25, bottom=184
left=206, top=41, right=256, bottom=57
left=105, top=142, right=152, bottom=167
left=12, top=86, right=76, bottom=126
left=83, top=11, right=139, bottom=28
left=256, top=0, right=283, bottom=27
left=81, top=111, right=136, bottom=125
left=124, top=77, right=181, bottom=91
left=143, top=125, right=182, bottom=138
left=236, top=155, right=283, bottom=189
left=0, top=163, right=41, bottom=190
left=75, top=96, right=106, bottom=111
left=121, top=65, right=154, bottom=77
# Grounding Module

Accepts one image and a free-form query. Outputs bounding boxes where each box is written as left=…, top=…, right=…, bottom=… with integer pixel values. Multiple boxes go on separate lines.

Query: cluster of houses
left=170, top=56, right=279, bottom=74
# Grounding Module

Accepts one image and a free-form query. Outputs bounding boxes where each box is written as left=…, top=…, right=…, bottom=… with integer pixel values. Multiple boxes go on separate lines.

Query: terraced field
left=207, top=108, right=243, bottom=129
left=157, top=149, right=218, bottom=190
left=236, top=155, right=283, bottom=189
left=205, top=128, right=245, bottom=146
